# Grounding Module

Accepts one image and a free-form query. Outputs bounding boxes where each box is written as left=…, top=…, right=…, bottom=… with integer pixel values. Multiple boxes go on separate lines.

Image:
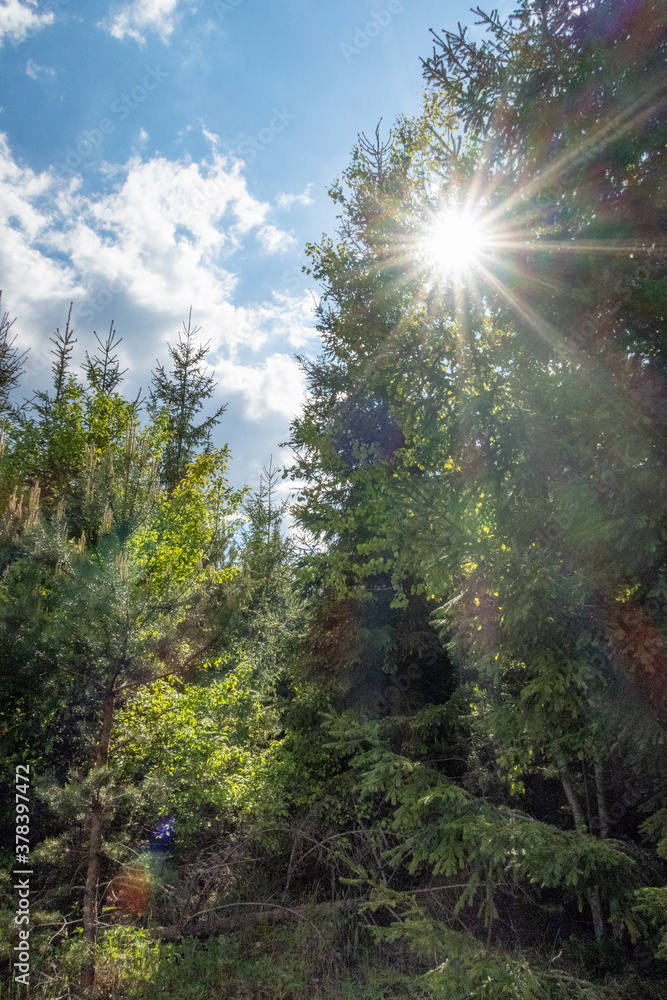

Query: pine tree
left=148, top=309, right=227, bottom=491
left=0, top=292, right=26, bottom=418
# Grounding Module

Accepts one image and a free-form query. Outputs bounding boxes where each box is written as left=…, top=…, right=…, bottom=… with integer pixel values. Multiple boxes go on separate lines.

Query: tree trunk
left=80, top=682, right=116, bottom=989
left=557, top=756, right=586, bottom=831
left=81, top=798, right=104, bottom=988
left=593, top=757, right=610, bottom=839
left=556, top=756, right=605, bottom=941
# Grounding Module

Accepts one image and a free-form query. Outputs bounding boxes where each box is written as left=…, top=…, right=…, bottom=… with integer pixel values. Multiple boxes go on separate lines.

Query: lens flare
left=110, top=863, right=151, bottom=917
left=423, top=209, right=486, bottom=277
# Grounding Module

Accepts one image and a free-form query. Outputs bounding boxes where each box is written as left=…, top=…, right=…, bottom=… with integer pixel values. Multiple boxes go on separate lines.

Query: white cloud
left=137, top=127, right=149, bottom=143
left=0, top=135, right=78, bottom=320
left=201, top=125, right=219, bottom=150
left=276, top=185, right=314, bottom=210
left=217, top=354, right=307, bottom=422
left=0, top=0, right=55, bottom=45
left=236, top=291, right=317, bottom=352
left=257, top=224, right=296, bottom=255
left=48, top=152, right=295, bottom=345
left=0, top=134, right=316, bottom=420
left=25, top=58, right=56, bottom=80
left=101, top=0, right=197, bottom=44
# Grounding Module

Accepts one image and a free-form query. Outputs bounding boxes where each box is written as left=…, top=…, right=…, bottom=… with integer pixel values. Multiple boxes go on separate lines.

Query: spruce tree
left=0, top=293, right=26, bottom=418
left=4, top=305, right=87, bottom=511
left=222, top=460, right=304, bottom=683
left=287, top=0, right=667, bottom=983
left=148, top=309, right=227, bottom=492
left=82, top=322, right=128, bottom=397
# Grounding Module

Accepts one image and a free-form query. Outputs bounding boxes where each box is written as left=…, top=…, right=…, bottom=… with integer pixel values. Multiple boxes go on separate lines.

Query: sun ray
left=475, top=260, right=656, bottom=446
left=479, top=74, right=667, bottom=232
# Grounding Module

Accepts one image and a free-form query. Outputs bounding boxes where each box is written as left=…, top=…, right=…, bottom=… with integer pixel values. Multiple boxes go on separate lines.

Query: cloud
left=101, top=0, right=197, bottom=44
left=0, top=0, right=55, bottom=45
left=216, top=353, right=307, bottom=422
left=257, top=224, right=296, bottom=255
left=0, top=135, right=78, bottom=321
left=49, top=152, right=263, bottom=322
left=229, top=290, right=317, bottom=355
left=25, top=58, right=56, bottom=80
left=0, top=133, right=316, bottom=421
left=276, top=185, right=314, bottom=210
left=201, top=125, right=219, bottom=149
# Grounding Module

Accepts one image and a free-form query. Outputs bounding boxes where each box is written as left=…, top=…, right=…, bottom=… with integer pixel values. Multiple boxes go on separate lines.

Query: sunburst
left=422, top=209, right=488, bottom=278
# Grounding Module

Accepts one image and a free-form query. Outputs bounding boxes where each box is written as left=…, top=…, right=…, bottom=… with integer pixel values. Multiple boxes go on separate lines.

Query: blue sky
left=0, top=0, right=489, bottom=493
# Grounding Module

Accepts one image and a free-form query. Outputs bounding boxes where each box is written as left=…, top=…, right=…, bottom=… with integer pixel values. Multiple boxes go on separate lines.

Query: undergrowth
left=2, top=919, right=666, bottom=1000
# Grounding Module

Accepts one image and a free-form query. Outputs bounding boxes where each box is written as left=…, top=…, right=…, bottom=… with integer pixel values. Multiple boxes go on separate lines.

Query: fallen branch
left=152, top=897, right=361, bottom=941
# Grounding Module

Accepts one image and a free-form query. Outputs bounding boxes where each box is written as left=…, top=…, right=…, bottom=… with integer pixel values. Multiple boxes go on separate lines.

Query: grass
left=2, top=918, right=665, bottom=1000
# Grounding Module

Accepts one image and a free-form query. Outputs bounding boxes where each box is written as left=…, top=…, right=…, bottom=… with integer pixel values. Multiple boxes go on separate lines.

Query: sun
left=423, top=209, right=486, bottom=277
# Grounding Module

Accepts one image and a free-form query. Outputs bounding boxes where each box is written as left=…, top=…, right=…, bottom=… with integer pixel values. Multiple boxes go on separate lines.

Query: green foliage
left=132, top=447, right=245, bottom=590
left=0, top=306, right=253, bottom=991
left=325, top=711, right=639, bottom=928
left=372, top=906, right=558, bottom=1000
left=633, top=887, right=667, bottom=960
left=114, top=661, right=288, bottom=834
